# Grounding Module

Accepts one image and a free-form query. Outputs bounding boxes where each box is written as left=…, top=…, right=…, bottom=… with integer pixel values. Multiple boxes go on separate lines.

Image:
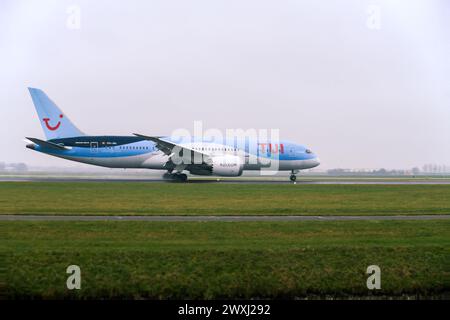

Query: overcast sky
left=1, top=0, right=449, bottom=169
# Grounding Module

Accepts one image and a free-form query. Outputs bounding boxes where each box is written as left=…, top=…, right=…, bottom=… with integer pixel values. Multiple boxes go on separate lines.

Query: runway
left=1, top=214, right=449, bottom=221
left=2, top=176, right=450, bottom=184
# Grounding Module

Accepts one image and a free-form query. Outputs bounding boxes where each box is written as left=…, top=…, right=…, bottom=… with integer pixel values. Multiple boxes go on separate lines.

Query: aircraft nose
left=313, top=157, right=320, bottom=167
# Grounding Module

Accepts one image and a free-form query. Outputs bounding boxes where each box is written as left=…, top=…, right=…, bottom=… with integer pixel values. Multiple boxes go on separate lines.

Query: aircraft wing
left=133, top=133, right=212, bottom=165
left=25, top=137, right=70, bottom=150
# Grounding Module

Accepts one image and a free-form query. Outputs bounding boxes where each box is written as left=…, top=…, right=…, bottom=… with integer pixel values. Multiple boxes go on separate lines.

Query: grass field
left=2, top=182, right=449, bottom=299
left=1, top=182, right=450, bottom=215
left=2, top=220, right=449, bottom=299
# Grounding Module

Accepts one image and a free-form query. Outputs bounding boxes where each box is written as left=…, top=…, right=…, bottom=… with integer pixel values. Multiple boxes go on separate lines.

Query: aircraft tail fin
left=28, top=87, right=85, bottom=140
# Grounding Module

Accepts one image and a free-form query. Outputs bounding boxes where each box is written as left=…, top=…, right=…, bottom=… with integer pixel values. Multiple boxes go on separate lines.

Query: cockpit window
left=305, top=149, right=312, bottom=154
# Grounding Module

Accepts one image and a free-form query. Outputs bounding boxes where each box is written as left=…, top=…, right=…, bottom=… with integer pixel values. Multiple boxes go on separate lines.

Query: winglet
left=133, top=133, right=163, bottom=140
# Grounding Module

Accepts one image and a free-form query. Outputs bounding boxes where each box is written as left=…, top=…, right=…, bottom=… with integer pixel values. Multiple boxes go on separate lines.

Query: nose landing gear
left=290, top=170, right=298, bottom=182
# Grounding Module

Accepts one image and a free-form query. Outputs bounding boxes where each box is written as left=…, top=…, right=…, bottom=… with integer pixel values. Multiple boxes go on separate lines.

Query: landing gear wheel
left=163, top=172, right=188, bottom=182
left=162, top=172, right=173, bottom=180
left=290, top=174, right=297, bottom=182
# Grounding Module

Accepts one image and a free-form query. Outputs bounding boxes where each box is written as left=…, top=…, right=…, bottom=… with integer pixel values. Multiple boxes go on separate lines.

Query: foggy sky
left=1, top=0, right=449, bottom=169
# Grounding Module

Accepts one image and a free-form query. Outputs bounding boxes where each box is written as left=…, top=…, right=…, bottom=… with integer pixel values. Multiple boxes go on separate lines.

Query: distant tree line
left=325, top=166, right=443, bottom=176
left=422, top=164, right=450, bottom=174
left=0, top=162, right=28, bottom=172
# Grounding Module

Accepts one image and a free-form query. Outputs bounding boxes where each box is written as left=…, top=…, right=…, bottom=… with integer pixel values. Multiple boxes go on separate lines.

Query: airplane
left=25, top=88, right=320, bottom=181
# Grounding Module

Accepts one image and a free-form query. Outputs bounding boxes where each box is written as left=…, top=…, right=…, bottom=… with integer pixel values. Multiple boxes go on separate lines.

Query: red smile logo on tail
left=43, top=114, right=63, bottom=131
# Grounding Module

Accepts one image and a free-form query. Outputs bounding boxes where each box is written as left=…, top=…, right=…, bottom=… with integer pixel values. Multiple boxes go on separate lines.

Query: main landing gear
left=163, top=172, right=188, bottom=182
left=290, top=170, right=298, bottom=182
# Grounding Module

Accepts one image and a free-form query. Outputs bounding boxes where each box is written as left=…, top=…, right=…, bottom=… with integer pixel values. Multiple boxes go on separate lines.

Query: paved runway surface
left=1, top=214, right=449, bottom=221
left=2, top=176, right=450, bottom=184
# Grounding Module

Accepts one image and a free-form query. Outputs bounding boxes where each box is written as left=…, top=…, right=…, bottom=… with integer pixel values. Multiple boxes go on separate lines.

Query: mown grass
left=2, top=220, right=449, bottom=299
left=0, top=182, right=450, bottom=215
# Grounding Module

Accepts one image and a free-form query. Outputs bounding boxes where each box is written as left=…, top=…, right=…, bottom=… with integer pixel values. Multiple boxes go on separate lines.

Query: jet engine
left=211, top=155, right=244, bottom=176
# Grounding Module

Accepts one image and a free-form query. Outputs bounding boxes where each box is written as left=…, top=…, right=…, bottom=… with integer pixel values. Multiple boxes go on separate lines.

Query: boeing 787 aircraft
left=25, top=88, right=320, bottom=181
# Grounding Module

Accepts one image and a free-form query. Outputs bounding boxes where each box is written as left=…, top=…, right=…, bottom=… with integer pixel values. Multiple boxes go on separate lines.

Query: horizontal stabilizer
left=25, top=137, right=70, bottom=150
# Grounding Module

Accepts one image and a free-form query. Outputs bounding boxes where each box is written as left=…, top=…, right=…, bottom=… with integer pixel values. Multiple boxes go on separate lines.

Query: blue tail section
left=28, top=88, right=84, bottom=140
